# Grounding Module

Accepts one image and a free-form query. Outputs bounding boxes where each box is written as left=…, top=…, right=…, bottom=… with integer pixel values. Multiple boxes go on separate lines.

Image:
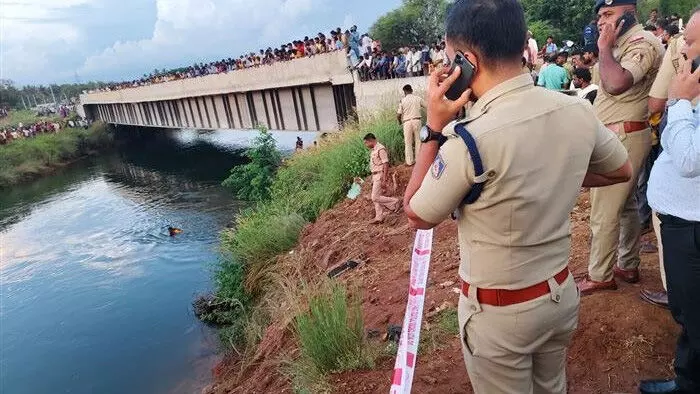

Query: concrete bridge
left=80, top=52, right=361, bottom=132
left=80, top=51, right=429, bottom=132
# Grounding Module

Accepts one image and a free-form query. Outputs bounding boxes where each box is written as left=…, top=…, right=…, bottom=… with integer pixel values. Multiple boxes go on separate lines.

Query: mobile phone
left=692, top=56, right=700, bottom=73
left=615, top=11, right=637, bottom=37
left=445, top=51, right=476, bottom=101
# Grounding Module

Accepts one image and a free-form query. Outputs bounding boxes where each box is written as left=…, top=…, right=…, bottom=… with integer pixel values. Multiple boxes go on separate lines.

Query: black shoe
left=639, top=379, right=682, bottom=394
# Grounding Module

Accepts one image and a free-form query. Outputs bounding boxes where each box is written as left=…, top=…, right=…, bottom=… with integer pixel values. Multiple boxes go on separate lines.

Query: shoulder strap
left=454, top=123, right=486, bottom=205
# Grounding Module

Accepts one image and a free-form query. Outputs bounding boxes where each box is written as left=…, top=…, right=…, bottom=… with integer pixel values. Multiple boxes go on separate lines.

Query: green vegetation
left=294, top=283, right=371, bottom=373
left=1, top=80, right=108, bottom=110
left=219, top=112, right=403, bottom=299
left=369, top=0, right=449, bottom=50
left=222, top=126, right=282, bottom=201
left=206, top=111, right=403, bottom=356
left=0, top=122, right=113, bottom=188
left=370, top=0, right=696, bottom=53
left=421, top=307, right=459, bottom=353
left=0, top=109, right=62, bottom=128
left=289, top=282, right=375, bottom=394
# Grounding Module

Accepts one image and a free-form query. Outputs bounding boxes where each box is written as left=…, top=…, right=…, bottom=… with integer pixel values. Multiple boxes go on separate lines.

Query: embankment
left=0, top=122, right=114, bottom=188
left=205, top=110, right=677, bottom=393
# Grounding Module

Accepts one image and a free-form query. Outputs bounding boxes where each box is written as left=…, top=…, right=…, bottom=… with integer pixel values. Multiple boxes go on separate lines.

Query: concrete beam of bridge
left=81, top=52, right=357, bottom=132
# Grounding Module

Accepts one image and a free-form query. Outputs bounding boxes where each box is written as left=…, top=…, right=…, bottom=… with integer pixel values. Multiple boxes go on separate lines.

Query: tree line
left=369, top=0, right=696, bottom=52
left=1, top=80, right=108, bottom=109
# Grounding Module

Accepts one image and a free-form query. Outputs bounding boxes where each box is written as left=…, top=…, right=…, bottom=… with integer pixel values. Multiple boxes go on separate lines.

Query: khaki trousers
left=588, top=129, right=651, bottom=282
left=371, top=173, right=399, bottom=219
left=458, top=275, right=580, bottom=394
left=652, top=211, right=666, bottom=290
left=403, top=119, right=421, bottom=166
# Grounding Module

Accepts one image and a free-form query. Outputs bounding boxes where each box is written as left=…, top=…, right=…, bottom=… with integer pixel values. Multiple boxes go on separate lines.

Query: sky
left=0, top=0, right=402, bottom=87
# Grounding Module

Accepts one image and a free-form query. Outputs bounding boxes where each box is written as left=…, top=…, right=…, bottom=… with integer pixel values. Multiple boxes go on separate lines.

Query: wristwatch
left=420, top=125, right=448, bottom=146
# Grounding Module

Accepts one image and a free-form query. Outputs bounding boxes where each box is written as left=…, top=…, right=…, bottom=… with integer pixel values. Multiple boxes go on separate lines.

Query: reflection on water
left=0, top=127, right=283, bottom=394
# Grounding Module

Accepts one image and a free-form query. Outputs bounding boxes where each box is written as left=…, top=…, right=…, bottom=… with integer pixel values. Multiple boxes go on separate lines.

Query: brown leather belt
left=605, top=121, right=648, bottom=134
left=403, top=117, right=421, bottom=123
left=461, top=267, right=570, bottom=307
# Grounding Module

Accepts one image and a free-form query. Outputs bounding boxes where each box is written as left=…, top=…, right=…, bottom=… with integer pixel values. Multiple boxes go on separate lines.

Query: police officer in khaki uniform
left=403, top=1, right=631, bottom=392
left=638, top=31, right=686, bottom=308
left=397, top=84, right=426, bottom=166
left=364, top=133, right=400, bottom=224
left=578, top=0, right=664, bottom=295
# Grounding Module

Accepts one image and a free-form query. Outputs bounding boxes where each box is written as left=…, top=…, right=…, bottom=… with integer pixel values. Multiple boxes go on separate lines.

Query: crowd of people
left=82, top=21, right=459, bottom=92
left=366, top=1, right=699, bottom=393
left=526, top=9, right=684, bottom=107
left=88, top=25, right=387, bottom=92
left=0, top=118, right=91, bottom=146
left=354, top=41, right=447, bottom=82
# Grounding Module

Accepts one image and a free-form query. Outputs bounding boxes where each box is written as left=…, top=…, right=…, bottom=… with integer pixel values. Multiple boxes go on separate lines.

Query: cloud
left=0, top=0, right=95, bottom=84
left=77, top=0, right=320, bottom=82
left=1, top=0, right=401, bottom=86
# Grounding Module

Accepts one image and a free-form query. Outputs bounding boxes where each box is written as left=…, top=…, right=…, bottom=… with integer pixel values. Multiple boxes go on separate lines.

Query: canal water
left=0, top=128, right=318, bottom=394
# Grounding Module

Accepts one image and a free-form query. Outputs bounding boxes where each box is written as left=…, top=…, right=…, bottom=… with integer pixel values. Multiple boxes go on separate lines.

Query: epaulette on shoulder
left=628, top=35, right=645, bottom=44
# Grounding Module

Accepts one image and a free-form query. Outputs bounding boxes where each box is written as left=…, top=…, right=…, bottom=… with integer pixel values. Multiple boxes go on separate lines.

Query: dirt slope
left=206, top=165, right=676, bottom=394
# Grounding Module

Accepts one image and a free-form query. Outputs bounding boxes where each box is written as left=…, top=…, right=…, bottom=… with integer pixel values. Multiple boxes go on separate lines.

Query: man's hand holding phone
left=598, top=21, right=624, bottom=50
left=669, top=58, right=700, bottom=102
left=426, top=65, right=472, bottom=132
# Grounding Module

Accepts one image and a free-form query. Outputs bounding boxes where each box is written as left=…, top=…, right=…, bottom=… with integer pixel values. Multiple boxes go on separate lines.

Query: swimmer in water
left=168, top=226, right=183, bottom=236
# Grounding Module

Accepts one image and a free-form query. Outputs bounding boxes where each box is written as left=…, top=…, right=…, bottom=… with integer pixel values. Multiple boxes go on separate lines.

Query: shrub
left=222, top=125, right=282, bottom=201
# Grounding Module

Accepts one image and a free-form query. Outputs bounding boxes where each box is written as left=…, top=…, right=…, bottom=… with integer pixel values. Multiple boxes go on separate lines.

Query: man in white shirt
left=411, top=46, right=423, bottom=76
left=573, top=68, right=599, bottom=104
left=641, top=8, right=700, bottom=393
left=361, top=34, right=372, bottom=56
left=406, top=48, right=416, bottom=76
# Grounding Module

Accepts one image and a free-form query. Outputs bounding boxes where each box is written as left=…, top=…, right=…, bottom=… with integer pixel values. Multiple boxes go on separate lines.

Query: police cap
left=594, top=0, right=637, bottom=14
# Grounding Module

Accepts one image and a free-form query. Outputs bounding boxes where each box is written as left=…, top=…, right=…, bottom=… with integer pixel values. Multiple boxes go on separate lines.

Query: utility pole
left=49, top=84, right=57, bottom=106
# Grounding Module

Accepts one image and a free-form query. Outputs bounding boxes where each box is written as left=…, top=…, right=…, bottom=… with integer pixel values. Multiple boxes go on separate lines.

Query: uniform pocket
left=458, top=295, right=481, bottom=356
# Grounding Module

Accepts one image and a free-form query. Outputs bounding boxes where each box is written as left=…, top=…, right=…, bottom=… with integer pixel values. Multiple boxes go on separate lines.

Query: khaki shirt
left=594, top=24, right=664, bottom=124
left=370, top=142, right=389, bottom=174
left=591, top=62, right=600, bottom=85
left=649, top=35, right=685, bottom=99
left=410, top=74, right=628, bottom=289
left=397, top=94, right=425, bottom=123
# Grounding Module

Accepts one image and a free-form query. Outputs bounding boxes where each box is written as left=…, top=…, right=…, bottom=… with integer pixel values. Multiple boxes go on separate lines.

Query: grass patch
left=421, top=307, right=459, bottom=354
left=0, top=122, right=113, bottom=188
left=295, top=282, right=372, bottom=373
left=288, top=281, right=375, bottom=393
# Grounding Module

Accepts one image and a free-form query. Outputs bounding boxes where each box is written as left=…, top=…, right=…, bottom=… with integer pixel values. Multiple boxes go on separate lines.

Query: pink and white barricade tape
left=390, top=229, right=433, bottom=394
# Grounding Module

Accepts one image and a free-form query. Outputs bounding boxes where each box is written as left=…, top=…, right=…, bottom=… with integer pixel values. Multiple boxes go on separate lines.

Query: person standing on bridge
left=403, top=0, right=631, bottom=391
left=397, top=84, right=425, bottom=166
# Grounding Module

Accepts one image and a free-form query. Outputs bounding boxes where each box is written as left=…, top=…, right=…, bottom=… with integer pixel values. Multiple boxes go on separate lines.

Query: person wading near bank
left=403, top=0, right=631, bottom=392
left=577, top=0, right=663, bottom=296
left=397, top=84, right=426, bottom=166
left=638, top=16, right=687, bottom=309
left=641, top=9, right=700, bottom=392
left=364, top=133, right=400, bottom=224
